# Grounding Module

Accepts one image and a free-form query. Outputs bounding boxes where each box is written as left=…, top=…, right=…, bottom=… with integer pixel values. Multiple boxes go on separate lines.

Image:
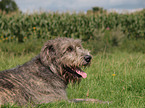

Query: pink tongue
left=76, top=69, right=87, bottom=78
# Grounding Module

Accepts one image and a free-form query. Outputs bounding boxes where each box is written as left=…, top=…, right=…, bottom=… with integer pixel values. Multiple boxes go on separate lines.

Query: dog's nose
left=84, top=55, right=92, bottom=63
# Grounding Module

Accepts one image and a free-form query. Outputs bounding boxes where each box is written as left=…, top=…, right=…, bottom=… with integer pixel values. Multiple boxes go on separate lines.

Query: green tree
left=0, top=0, right=18, bottom=13
left=92, top=7, right=106, bottom=13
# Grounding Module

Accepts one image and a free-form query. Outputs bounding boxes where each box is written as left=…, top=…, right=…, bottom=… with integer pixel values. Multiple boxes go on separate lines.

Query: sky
left=15, top=0, right=145, bottom=13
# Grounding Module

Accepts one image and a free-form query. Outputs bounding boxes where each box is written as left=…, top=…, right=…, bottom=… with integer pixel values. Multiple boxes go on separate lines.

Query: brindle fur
left=0, top=38, right=92, bottom=106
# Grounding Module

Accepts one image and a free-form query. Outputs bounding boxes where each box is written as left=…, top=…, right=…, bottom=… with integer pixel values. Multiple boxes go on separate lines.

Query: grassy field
left=0, top=50, right=145, bottom=108
left=0, top=9, right=145, bottom=108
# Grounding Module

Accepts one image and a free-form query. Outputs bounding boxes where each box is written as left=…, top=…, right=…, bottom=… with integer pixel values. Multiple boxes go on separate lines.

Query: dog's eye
left=67, top=46, right=73, bottom=52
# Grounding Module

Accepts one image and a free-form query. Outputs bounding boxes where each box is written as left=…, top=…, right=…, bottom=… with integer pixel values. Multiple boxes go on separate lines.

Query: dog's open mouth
left=64, top=66, right=87, bottom=78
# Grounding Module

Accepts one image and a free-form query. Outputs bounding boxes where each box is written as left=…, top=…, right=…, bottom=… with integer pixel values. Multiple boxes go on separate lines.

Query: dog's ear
left=40, top=42, right=56, bottom=66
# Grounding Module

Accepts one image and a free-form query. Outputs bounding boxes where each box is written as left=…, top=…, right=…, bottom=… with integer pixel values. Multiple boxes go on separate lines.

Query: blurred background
left=0, top=0, right=145, bottom=54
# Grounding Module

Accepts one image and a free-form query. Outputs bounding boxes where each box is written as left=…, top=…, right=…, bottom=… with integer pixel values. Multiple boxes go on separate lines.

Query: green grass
left=0, top=51, right=145, bottom=108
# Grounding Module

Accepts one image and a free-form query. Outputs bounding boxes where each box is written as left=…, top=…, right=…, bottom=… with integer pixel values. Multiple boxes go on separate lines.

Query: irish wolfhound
left=0, top=38, right=107, bottom=106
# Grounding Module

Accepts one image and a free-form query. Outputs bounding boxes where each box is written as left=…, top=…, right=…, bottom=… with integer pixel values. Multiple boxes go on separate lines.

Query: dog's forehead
left=57, top=38, right=82, bottom=47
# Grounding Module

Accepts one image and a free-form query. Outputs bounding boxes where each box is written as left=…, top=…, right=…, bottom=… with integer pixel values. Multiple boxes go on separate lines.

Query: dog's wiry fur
left=0, top=38, right=92, bottom=106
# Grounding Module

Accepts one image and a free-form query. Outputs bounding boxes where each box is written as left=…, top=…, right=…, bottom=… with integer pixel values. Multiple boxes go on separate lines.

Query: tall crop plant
left=0, top=10, right=145, bottom=43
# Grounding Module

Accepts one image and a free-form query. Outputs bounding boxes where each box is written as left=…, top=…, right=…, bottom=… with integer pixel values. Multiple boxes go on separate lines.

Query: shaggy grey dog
left=0, top=38, right=93, bottom=106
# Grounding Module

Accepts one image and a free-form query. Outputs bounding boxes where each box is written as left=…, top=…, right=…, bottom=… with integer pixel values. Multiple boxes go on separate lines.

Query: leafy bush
left=83, top=27, right=125, bottom=54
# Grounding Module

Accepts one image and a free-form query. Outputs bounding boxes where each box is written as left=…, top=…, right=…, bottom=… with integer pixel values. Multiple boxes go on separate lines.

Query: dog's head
left=40, top=38, right=92, bottom=82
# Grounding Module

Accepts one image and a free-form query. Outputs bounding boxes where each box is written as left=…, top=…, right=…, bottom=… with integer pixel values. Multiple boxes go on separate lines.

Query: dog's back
left=0, top=55, right=67, bottom=106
